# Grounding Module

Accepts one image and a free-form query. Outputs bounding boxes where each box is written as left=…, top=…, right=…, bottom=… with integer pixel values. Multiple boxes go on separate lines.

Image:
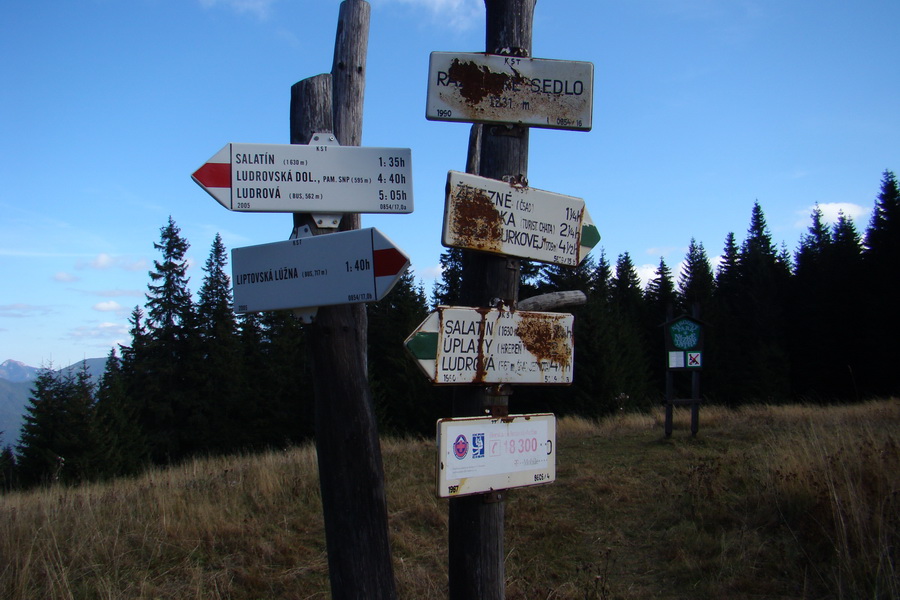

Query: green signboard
left=664, top=315, right=704, bottom=370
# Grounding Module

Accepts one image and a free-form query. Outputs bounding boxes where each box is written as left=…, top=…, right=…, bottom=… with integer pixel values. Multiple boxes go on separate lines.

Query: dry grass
left=1, top=400, right=897, bottom=599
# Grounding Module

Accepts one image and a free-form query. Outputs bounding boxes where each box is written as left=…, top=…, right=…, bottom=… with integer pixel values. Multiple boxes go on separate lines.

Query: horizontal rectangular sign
left=405, top=306, right=574, bottom=385
left=426, top=52, right=593, bottom=131
left=437, top=413, right=556, bottom=498
left=231, top=228, right=409, bottom=313
left=443, top=171, right=600, bottom=266
left=192, top=141, right=413, bottom=214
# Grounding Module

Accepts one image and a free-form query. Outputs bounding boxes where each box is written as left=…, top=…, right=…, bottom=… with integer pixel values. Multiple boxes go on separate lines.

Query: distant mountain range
left=0, top=358, right=108, bottom=446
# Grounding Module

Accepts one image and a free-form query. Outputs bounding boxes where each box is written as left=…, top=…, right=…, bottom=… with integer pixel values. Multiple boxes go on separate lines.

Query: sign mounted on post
left=443, top=171, right=600, bottom=266
left=426, top=52, right=593, bottom=131
left=192, top=140, right=413, bottom=214
left=437, top=413, right=556, bottom=498
left=231, top=227, right=409, bottom=313
left=663, top=315, right=705, bottom=370
left=404, top=306, right=574, bottom=385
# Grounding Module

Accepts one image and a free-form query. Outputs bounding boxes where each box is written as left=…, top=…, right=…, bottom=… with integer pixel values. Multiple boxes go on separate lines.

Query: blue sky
left=1, top=0, right=898, bottom=368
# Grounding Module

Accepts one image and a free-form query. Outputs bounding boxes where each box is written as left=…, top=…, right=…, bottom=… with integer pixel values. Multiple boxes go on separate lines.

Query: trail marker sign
left=404, top=306, right=574, bottom=385
left=231, top=227, right=409, bottom=313
left=437, top=413, right=556, bottom=498
left=443, top=170, right=599, bottom=266
left=426, top=52, right=593, bottom=131
left=192, top=140, right=413, bottom=214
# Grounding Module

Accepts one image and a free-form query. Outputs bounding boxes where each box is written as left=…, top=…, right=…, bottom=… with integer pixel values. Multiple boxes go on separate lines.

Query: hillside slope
left=0, top=401, right=897, bottom=599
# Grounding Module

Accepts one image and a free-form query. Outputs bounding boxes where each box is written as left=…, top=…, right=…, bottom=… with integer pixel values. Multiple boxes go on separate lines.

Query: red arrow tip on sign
left=192, top=162, right=231, bottom=189
left=373, top=248, right=408, bottom=277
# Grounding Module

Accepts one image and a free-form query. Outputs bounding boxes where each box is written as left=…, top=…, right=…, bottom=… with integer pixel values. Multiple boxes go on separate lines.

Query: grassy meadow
left=1, top=400, right=897, bottom=599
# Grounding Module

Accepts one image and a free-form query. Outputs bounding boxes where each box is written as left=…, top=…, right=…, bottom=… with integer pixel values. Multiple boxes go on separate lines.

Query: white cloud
left=0, top=303, right=53, bottom=318
left=794, top=203, right=870, bottom=228
left=76, top=254, right=148, bottom=272
left=91, top=253, right=115, bottom=269
left=93, top=301, right=124, bottom=313
left=53, top=272, right=79, bottom=283
left=636, top=263, right=657, bottom=289
left=67, top=322, right=128, bottom=341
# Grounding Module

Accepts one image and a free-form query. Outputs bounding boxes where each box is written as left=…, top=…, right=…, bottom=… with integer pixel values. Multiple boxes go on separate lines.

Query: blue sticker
left=472, top=433, right=485, bottom=458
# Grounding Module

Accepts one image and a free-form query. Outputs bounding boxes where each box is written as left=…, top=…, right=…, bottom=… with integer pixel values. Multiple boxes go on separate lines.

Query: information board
left=437, top=414, right=556, bottom=497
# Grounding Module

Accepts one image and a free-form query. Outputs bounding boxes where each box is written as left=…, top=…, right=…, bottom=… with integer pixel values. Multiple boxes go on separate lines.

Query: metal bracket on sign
left=311, top=214, right=342, bottom=229
left=293, top=307, right=318, bottom=324
left=290, top=225, right=314, bottom=240
left=308, top=133, right=342, bottom=229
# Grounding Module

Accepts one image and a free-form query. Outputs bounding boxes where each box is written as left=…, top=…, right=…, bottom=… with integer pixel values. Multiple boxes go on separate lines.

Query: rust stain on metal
left=515, top=314, right=573, bottom=370
left=442, top=58, right=587, bottom=126
left=471, top=306, right=494, bottom=384
left=448, top=182, right=504, bottom=254
left=447, top=58, right=528, bottom=105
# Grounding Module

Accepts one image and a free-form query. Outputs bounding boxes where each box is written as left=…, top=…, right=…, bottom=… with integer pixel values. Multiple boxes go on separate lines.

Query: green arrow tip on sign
left=406, top=331, right=438, bottom=360
left=581, top=223, right=601, bottom=249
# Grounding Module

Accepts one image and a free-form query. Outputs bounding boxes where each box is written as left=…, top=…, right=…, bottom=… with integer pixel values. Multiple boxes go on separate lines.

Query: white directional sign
left=443, top=171, right=600, bottom=266
left=231, top=228, right=409, bottom=313
left=192, top=141, right=413, bottom=213
left=437, top=413, right=556, bottom=498
left=426, top=52, right=593, bottom=131
left=404, top=306, right=574, bottom=385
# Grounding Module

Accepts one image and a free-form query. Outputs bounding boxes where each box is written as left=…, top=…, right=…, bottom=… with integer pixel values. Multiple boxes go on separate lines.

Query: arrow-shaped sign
left=404, top=306, right=574, bottom=385
left=193, top=141, right=413, bottom=214
left=231, top=228, right=409, bottom=313
left=442, top=171, right=600, bottom=266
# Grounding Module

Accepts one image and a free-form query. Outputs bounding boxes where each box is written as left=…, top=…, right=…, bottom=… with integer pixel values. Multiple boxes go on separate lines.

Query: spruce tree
left=712, top=232, right=745, bottom=405
left=677, top=238, right=715, bottom=317
left=93, top=349, right=145, bottom=478
left=644, top=258, right=677, bottom=396
left=141, top=217, right=199, bottom=463
left=16, top=364, right=96, bottom=486
left=861, top=171, right=900, bottom=396
left=605, top=253, right=652, bottom=406
left=196, top=233, right=241, bottom=452
left=368, top=270, right=440, bottom=435
left=16, top=367, right=67, bottom=486
left=432, top=247, right=464, bottom=307
left=0, top=445, right=16, bottom=491
left=735, top=202, right=791, bottom=402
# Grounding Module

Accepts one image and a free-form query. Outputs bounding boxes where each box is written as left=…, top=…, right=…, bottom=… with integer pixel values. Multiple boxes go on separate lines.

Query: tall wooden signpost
left=194, top=2, right=400, bottom=598
left=415, top=1, right=596, bottom=597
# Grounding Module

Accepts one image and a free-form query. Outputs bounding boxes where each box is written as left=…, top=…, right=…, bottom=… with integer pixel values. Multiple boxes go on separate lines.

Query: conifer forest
left=3, top=170, right=898, bottom=489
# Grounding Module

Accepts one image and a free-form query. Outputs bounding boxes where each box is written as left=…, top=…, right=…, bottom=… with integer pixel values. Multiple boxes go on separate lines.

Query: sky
left=1, top=0, right=898, bottom=368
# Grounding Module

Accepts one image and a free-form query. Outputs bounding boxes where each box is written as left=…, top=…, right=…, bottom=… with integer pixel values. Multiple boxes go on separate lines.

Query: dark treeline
left=2, top=171, right=898, bottom=489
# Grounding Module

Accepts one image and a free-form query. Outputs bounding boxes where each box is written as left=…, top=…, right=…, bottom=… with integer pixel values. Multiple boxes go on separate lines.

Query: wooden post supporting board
left=290, top=3, right=397, bottom=598
left=448, top=2, right=535, bottom=599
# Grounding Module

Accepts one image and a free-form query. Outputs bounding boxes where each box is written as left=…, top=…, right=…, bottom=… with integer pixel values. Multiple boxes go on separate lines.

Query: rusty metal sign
left=437, top=413, right=556, bottom=498
left=426, top=52, right=593, bottom=131
left=404, top=306, right=574, bottom=385
left=442, top=171, right=600, bottom=266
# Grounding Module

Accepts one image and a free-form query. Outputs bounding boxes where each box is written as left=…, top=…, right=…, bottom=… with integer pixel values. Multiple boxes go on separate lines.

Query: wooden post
left=665, top=370, right=674, bottom=438
left=448, top=2, right=535, bottom=598
left=289, top=3, right=397, bottom=598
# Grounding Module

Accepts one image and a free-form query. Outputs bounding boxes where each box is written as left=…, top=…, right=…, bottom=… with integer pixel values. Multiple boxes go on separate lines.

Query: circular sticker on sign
left=453, top=434, right=469, bottom=460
